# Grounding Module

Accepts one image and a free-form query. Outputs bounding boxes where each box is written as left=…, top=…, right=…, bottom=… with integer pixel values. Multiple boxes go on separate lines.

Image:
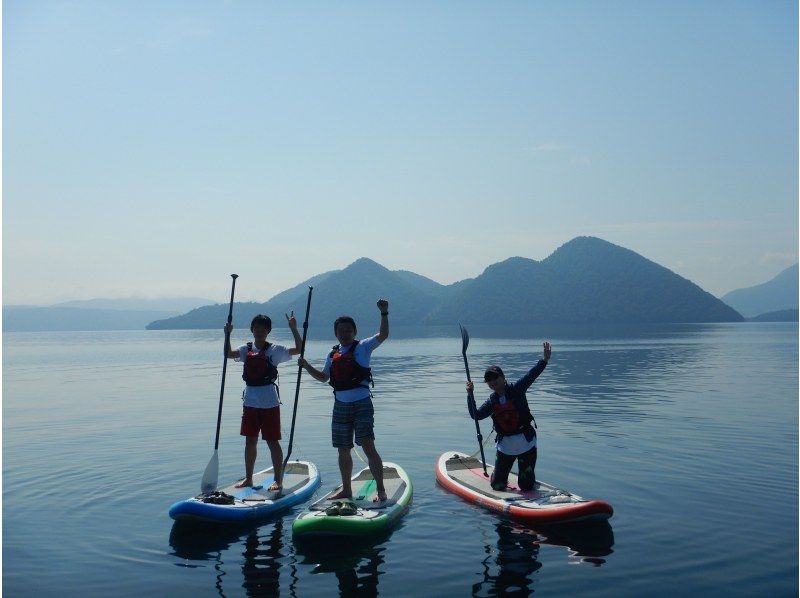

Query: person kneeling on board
left=466, top=341, right=552, bottom=492
left=224, top=312, right=302, bottom=492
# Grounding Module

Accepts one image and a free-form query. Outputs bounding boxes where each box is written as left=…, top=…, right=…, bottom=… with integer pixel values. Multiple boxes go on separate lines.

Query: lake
left=3, top=323, right=797, bottom=596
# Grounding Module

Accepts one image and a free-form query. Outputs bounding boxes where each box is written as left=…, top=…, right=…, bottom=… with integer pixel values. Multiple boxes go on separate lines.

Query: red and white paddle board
left=436, top=451, right=613, bottom=525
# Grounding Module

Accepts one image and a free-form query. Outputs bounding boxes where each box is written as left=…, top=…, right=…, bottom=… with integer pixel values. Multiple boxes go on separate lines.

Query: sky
left=4, top=0, right=798, bottom=305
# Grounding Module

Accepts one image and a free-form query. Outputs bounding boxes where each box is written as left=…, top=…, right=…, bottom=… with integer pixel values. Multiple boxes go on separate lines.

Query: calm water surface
left=3, top=323, right=798, bottom=596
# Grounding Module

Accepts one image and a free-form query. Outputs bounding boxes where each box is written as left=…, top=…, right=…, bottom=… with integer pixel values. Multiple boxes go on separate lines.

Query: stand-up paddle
left=459, top=324, right=488, bottom=476
left=282, top=286, right=313, bottom=471
left=201, top=274, right=238, bottom=494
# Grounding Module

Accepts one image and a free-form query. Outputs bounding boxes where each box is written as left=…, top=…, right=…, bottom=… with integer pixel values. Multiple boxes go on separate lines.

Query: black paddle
left=282, top=286, right=313, bottom=472
left=201, top=273, right=238, bottom=494
left=460, top=324, right=488, bottom=476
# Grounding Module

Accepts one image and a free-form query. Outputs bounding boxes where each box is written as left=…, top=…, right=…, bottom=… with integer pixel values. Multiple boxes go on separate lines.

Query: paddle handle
left=214, top=274, right=238, bottom=451
left=283, top=286, right=313, bottom=470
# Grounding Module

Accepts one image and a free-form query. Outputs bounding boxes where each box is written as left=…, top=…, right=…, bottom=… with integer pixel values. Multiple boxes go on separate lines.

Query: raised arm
left=376, top=299, right=389, bottom=343
left=515, top=341, right=551, bottom=392
left=285, top=311, right=303, bottom=355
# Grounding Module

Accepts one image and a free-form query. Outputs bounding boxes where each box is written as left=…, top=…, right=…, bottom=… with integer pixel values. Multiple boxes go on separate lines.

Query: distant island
left=3, top=297, right=213, bottom=332
left=148, top=237, right=744, bottom=330
left=748, top=309, right=799, bottom=323
left=722, top=264, right=798, bottom=318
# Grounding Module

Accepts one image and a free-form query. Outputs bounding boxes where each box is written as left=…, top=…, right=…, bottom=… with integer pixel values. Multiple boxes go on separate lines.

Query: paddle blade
left=201, top=450, right=219, bottom=494
left=459, top=324, right=470, bottom=354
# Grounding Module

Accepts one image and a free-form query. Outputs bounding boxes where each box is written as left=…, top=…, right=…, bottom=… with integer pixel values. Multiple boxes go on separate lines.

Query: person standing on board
left=299, top=299, right=390, bottom=502
left=224, top=312, right=302, bottom=492
left=466, top=342, right=552, bottom=492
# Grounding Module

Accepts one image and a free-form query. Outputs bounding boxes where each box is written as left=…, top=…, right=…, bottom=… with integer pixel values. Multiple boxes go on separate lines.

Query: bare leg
left=266, top=440, right=283, bottom=491
left=328, top=447, right=353, bottom=500
left=235, top=436, right=258, bottom=488
left=360, top=439, right=387, bottom=502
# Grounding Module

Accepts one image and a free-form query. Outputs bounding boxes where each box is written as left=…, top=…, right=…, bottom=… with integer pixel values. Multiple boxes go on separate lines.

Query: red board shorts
left=240, top=406, right=281, bottom=441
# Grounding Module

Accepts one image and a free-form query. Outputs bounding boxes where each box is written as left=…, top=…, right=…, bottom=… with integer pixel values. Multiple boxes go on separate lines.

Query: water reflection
left=294, top=533, right=389, bottom=597
left=472, top=520, right=614, bottom=597
left=241, top=522, right=296, bottom=598
left=169, top=518, right=298, bottom=597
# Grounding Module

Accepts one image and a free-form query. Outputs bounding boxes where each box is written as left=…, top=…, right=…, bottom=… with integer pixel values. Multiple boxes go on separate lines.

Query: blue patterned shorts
left=331, top=398, right=375, bottom=448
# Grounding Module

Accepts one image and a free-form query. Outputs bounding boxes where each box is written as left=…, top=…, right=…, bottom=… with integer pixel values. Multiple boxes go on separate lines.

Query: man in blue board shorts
left=299, top=299, right=390, bottom=502
left=466, top=342, right=552, bottom=492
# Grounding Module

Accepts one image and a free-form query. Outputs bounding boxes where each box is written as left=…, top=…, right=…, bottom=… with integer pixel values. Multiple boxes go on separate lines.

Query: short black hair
left=484, top=365, right=504, bottom=381
left=333, top=316, right=357, bottom=335
left=250, top=314, right=272, bottom=332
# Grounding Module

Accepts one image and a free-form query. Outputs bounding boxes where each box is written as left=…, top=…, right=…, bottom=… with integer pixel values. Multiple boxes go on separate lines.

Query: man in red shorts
left=224, top=312, right=301, bottom=492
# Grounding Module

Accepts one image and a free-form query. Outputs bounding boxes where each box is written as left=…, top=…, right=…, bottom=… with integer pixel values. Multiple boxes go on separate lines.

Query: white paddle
left=201, top=274, right=238, bottom=494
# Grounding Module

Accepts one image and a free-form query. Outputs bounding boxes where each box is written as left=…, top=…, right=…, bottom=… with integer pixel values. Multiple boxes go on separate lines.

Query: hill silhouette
left=147, top=237, right=743, bottom=329
left=424, top=237, right=742, bottom=324
left=722, top=264, right=798, bottom=318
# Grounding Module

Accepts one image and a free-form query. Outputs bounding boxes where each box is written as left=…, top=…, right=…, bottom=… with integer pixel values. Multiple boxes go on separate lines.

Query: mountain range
left=721, top=264, right=798, bottom=318
left=147, top=237, right=743, bottom=330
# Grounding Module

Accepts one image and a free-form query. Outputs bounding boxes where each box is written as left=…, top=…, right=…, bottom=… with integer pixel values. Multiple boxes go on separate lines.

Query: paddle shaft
left=282, top=286, right=313, bottom=470
left=461, top=332, right=489, bottom=476
left=214, top=274, right=238, bottom=450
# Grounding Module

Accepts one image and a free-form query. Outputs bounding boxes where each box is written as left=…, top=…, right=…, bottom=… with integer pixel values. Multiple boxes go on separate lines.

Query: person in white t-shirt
left=224, top=312, right=302, bottom=492
left=299, top=299, right=390, bottom=502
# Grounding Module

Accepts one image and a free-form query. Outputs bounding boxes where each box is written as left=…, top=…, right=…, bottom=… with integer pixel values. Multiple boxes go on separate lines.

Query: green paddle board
left=292, top=462, right=412, bottom=537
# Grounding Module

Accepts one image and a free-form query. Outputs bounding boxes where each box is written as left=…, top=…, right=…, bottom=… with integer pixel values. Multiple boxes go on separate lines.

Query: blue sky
left=4, top=0, right=797, bottom=304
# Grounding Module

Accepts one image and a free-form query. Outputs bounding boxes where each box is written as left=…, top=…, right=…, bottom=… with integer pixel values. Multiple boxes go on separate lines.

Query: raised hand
left=285, top=310, right=297, bottom=328
left=377, top=299, right=389, bottom=313
left=543, top=341, right=552, bottom=362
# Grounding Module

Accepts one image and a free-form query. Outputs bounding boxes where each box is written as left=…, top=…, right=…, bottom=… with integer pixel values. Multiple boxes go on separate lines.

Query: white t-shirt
left=494, top=395, right=537, bottom=456
left=236, top=342, right=291, bottom=409
left=322, top=334, right=383, bottom=403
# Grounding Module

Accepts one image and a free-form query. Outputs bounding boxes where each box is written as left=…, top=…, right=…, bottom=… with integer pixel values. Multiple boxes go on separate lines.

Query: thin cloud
left=759, top=252, right=798, bottom=265
left=522, top=143, right=572, bottom=152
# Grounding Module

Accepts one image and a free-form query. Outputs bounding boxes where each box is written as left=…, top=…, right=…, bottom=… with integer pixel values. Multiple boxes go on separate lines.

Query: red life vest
left=328, top=341, right=373, bottom=392
left=242, top=342, right=278, bottom=387
left=492, top=399, right=522, bottom=435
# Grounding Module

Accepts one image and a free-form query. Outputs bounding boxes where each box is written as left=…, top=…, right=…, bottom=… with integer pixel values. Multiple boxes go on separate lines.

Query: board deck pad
left=310, top=465, right=406, bottom=511
left=222, top=461, right=310, bottom=502
left=445, top=454, right=575, bottom=506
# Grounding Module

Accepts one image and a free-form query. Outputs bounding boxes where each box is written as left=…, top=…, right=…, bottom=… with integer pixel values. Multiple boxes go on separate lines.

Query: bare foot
left=373, top=489, right=388, bottom=502
left=328, top=489, right=352, bottom=501
left=234, top=479, right=253, bottom=489
left=267, top=480, right=282, bottom=492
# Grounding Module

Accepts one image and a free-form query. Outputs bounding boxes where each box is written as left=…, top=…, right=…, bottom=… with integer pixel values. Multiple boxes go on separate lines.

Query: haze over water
left=3, top=322, right=797, bottom=596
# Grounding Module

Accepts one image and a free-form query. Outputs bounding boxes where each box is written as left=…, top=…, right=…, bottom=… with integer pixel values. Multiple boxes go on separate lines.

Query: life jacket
left=328, top=340, right=373, bottom=392
left=491, top=394, right=534, bottom=439
left=242, top=342, right=278, bottom=387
